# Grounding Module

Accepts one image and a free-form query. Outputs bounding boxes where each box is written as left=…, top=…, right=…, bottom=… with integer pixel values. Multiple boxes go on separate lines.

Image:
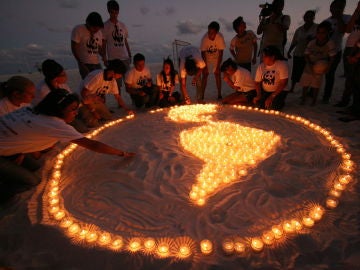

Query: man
left=71, top=12, right=106, bottom=79
left=79, top=60, right=133, bottom=127
left=200, top=21, right=226, bottom=100
left=103, top=0, right=132, bottom=94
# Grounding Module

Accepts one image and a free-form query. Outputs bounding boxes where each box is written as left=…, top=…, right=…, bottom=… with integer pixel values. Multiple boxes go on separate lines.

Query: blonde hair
left=0, top=76, right=34, bottom=98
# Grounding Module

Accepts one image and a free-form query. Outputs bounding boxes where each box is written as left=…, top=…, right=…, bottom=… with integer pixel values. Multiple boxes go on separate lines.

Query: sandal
left=184, top=96, right=191, bottom=105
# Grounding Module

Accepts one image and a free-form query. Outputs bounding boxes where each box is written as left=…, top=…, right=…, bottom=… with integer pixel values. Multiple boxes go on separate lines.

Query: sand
left=0, top=63, right=359, bottom=270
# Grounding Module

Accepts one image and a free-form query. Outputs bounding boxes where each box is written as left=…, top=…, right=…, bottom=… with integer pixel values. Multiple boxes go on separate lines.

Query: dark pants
left=259, top=90, right=288, bottom=110
left=158, top=91, right=181, bottom=107
left=338, top=47, right=355, bottom=105
left=130, top=86, right=159, bottom=108
left=291, top=56, right=306, bottom=83
left=323, top=50, right=342, bottom=102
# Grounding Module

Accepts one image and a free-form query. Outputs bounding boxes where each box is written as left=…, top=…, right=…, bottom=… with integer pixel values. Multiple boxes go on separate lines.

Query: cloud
left=176, top=20, right=203, bottom=35
left=218, top=17, right=233, bottom=33
left=140, top=7, right=150, bottom=16
left=57, top=0, right=79, bottom=9
left=163, top=7, right=176, bottom=16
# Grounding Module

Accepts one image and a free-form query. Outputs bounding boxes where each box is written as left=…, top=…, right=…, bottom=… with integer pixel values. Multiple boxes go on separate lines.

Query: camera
left=259, top=3, right=273, bottom=21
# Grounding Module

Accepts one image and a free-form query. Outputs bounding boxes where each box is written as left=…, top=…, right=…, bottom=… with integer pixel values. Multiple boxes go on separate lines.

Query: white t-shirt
left=325, top=15, right=352, bottom=52
left=32, top=80, right=71, bottom=107
left=179, top=46, right=206, bottom=79
left=79, top=69, right=119, bottom=97
left=71, top=24, right=103, bottom=64
left=229, top=67, right=256, bottom=92
left=156, top=73, right=179, bottom=91
left=103, top=20, right=130, bottom=61
left=304, top=39, right=337, bottom=63
left=0, top=107, right=83, bottom=156
left=0, top=97, right=30, bottom=116
left=255, top=60, right=289, bottom=92
left=125, top=66, right=152, bottom=89
left=200, top=32, right=226, bottom=62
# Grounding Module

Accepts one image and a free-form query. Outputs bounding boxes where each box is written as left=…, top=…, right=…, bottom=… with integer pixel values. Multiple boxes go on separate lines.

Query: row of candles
left=44, top=104, right=354, bottom=258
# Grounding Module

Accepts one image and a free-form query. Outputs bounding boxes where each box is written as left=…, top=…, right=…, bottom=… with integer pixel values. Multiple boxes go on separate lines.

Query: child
left=156, top=57, right=181, bottom=107
left=125, top=53, right=159, bottom=108
left=299, top=21, right=336, bottom=106
left=220, top=58, right=256, bottom=105
left=200, top=21, right=226, bottom=100
left=230, top=16, right=258, bottom=72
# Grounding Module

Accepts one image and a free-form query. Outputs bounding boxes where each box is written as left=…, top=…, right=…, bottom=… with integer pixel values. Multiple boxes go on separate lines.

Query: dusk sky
left=0, top=0, right=357, bottom=74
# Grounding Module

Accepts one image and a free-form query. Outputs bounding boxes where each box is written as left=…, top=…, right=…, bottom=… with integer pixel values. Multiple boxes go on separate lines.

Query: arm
left=253, top=81, right=262, bottom=104
left=113, top=93, right=133, bottom=113
left=125, top=38, right=132, bottom=63
left=252, top=40, right=258, bottom=64
left=216, top=50, right=224, bottom=72
left=230, top=48, right=237, bottom=59
left=71, top=137, right=135, bottom=157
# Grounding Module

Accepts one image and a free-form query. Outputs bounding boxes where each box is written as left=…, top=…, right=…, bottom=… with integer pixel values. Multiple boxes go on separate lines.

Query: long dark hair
left=0, top=76, right=34, bottom=98
left=161, top=57, right=177, bottom=86
left=34, top=89, right=79, bottom=118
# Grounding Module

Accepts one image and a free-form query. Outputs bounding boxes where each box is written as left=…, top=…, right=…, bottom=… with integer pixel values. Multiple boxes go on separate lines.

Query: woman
left=156, top=57, right=181, bottom=107
left=32, top=59, right=71, bottom=107
left=220, top=58, right=257, bottom=105
left=0, top=76, right=35, bottom=116
left=254, top=45, right=289, bottom=110
left=0, top=89, right=135, bottom=196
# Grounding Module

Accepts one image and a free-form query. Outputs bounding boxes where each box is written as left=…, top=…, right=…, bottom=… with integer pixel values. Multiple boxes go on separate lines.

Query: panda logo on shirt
left=263, top=70, right=275, bottom=85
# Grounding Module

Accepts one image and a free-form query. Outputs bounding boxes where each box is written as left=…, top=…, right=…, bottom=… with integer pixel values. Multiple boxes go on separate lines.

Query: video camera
left=259, top=3, right=273, bottom=21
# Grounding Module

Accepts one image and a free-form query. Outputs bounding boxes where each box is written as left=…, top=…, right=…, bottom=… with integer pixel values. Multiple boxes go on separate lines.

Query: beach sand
left=0, top=63, right=359, bottom=270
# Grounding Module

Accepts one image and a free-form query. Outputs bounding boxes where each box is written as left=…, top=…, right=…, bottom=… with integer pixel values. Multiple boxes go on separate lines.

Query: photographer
left=257, top=0, right=290, bottom=56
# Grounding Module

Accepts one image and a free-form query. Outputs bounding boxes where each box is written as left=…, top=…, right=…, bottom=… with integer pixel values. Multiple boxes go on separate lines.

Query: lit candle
left=339, top=175, right=351, bottom=185
left=68, top=223, right=80, bottom=235
left=222, top=238, right=234, bottom=254
left=111, top=238, right=123, bottom=250
left=200, top=239, right=213, bottom=255
left=291, top=219, right=303, bottom=231
left=234, top=241, right=246, bottom=253
left=178, top=245, right=191, bottom=258
left=334, top=182, right=346, bottom=191
left=251, top=238, right=264, bottom=252
left=144, top=238, right=156, bottom=251
left=329, top=189, right=342, bottom=198
left=262, top=231, right=275, bottom=245
left=60, top=218, right=73, bottom=228
left=129, top=238, right=141, bottom=252
left=283, top=221, right=295, bottom=233
left=271, top=225, right=283, bottom=239
left=302, top=217, right=315, bottom=228
left=54, top=211, right=65, bottom=220
left=157, top=243, right=170, bottom=257
left=86, top=232, right=98, bottom=243
left=309, top=206, right=324, bottom=222
left=98, top=233, right=111, bottom=245
left=326, top=198, right=339, bottom=209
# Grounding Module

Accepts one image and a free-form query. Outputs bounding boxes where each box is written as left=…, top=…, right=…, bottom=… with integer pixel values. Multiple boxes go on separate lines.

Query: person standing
left=322, top=0, right=351, bottom=103
left=200, top=21, right=226, bottom=100
left=257, top=0, right=291, bottom=56
left=103, top=0, right=132, bottom=94
left=287, top=10, right=318, bottom=92
left=71, top=12, right=106, bottom=79
left=230, top=16, right=258, bottom=72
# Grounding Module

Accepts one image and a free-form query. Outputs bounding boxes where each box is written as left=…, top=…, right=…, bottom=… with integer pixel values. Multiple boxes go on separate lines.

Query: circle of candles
left=129, top=238, right=142, bottom=252
left=251, top=238, right=264, bottom=252
left=302, top=217, right=315, bottom=228
left=178, top=245, right=191, bottom=258
left=222, top=238, right=234, bottom=254
left=262, top=231, right=275, bottom=245
left=271, top=225, right=283, bottom=239
left=326, top=197, right=339, bottom=209
left=200, top=239, right=213, bottom=255
left=144, top=238, right=156, bottom=251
